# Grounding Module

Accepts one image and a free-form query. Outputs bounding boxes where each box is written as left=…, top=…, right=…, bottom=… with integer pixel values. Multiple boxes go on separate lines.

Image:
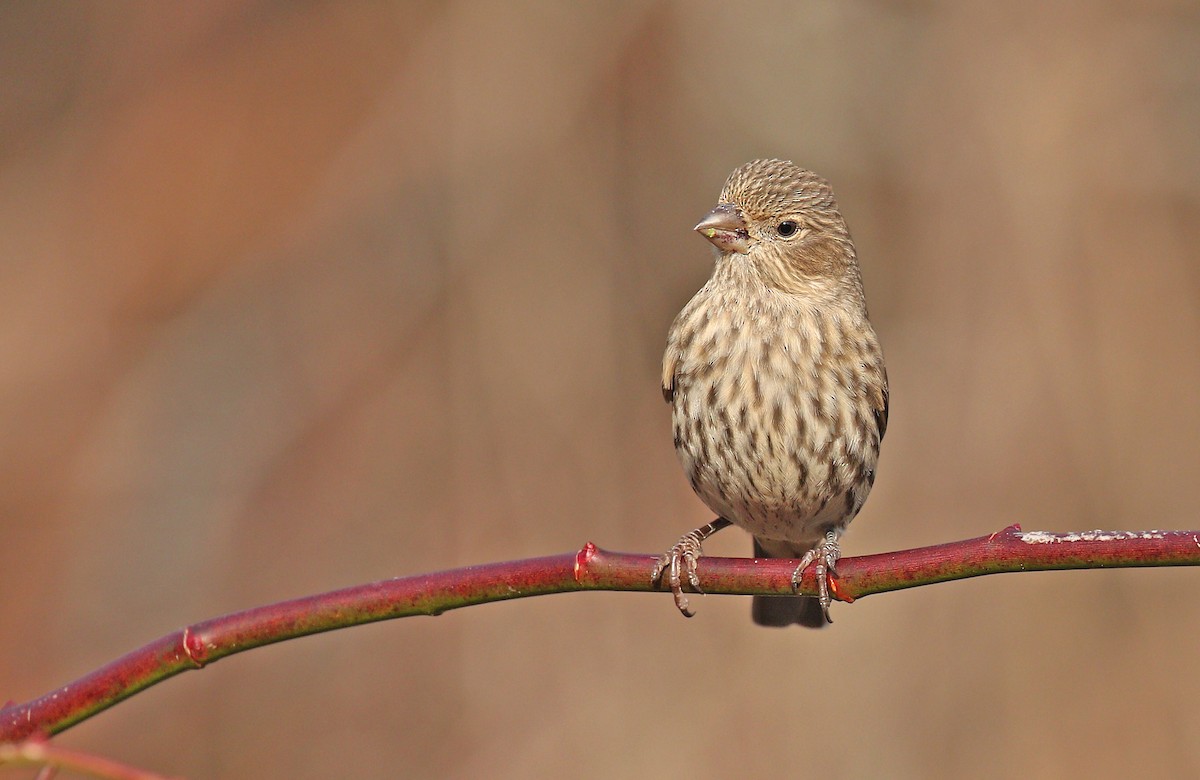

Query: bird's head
left=695, top=159, right=862, bottom=299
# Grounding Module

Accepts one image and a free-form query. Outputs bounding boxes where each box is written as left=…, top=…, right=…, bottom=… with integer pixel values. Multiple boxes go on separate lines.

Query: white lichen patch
left=1018, top=530, right=1168, bottom=544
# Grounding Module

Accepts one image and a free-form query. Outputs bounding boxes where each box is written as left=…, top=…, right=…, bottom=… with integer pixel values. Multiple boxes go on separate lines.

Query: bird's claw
left=790, top=530, right=843, bottom=624
left=652, top=518, right=733, bottom=618
left=651, top=530, right=708, bottom=617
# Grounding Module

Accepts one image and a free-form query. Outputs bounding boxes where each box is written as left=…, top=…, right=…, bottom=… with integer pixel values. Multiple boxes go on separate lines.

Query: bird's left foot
left=790, top=530, right=844, bottom=624
left=651, top=518, right=733, bottom=617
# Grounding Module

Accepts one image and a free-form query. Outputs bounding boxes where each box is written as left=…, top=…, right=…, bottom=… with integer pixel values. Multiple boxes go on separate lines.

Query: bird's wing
left=874, top=368, right=889, bottom=442
left=661, top=348, right=677, bottom=403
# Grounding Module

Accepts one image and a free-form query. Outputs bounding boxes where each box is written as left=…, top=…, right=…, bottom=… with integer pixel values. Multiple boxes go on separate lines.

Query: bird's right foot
left=789, top=529, right=842, bottom=624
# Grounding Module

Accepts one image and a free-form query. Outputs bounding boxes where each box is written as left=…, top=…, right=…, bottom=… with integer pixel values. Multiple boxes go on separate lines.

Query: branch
left=0, top=739, right=182, bottom=779
left=3, top=525, right=1198, bottom=743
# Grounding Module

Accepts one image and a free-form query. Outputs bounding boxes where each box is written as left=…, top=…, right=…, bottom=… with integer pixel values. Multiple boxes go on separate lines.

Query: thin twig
left=0, top=739, right=182, bottom=779
left=2, top=524, right=1198, bottom=743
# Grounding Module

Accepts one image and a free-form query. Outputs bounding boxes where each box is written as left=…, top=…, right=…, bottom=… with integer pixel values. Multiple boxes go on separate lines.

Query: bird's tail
left=751, top=537, right=827, bottom=628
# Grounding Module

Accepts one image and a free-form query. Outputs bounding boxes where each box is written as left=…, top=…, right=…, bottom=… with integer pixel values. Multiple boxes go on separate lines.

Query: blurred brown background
left=2, top=2, right=1199, bottom=778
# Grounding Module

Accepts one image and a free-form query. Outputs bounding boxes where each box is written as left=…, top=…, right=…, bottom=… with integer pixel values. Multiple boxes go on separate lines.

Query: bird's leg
left=790, top=529, right=842, bottom=624
left=651, top=518, right=733, bottom=617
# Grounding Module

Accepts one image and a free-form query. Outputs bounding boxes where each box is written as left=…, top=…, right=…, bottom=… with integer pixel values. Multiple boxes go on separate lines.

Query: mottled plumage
left=653, top=159, right=888, bottom=627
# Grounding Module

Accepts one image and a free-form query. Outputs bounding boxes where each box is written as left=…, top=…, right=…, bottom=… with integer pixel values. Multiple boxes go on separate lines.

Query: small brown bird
left=653, top=159, right=888, bottom=627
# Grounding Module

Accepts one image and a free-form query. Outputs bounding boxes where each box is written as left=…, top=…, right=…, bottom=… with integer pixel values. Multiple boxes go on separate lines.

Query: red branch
left=0, top=738, right=182, bottom=779
left=2, top=525, right=1198, bottom=743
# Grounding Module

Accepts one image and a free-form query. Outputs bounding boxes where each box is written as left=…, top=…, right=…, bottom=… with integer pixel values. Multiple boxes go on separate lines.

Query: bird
left=652, top=158, right=888, bottom=627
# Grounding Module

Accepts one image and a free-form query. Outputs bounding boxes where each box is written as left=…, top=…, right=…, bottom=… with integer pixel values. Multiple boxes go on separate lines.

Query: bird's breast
left=665, top=288, right=883, bottom=542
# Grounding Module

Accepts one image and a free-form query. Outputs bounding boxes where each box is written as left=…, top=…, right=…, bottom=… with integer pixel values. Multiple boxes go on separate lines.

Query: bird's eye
left=776, top=221, right=798, bottom=237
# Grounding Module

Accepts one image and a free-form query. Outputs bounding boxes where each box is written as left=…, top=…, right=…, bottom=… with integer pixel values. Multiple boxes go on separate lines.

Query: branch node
left=573, top=542, right=599, bottom=584
left=180, top=627, right=206, bottom=669
left=989, top=523, right=1022, bottom=541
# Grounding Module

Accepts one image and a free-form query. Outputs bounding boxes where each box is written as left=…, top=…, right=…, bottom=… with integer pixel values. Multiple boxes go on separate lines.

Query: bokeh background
left=3, top=2, right=1199, bottom=778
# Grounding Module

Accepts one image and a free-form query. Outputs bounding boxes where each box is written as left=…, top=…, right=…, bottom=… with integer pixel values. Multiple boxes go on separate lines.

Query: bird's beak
left=694, top=203, right=750, bottom=254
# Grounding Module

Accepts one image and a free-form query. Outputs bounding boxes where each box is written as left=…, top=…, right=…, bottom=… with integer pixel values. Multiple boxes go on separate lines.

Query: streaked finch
left=653, top=159, right=888, bottom=627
